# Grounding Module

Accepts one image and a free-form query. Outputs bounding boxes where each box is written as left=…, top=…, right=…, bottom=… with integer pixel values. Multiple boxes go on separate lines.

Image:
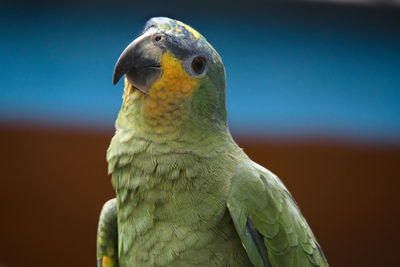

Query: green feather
left=227, top=163, right=328, bottom=266
left=97, top=199, right=119, bottom=267
left=97, top=16, right=328, bottom=267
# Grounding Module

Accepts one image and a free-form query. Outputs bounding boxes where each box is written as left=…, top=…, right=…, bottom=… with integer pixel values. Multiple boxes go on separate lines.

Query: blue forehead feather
left=143, top=17, right=219, bottom=63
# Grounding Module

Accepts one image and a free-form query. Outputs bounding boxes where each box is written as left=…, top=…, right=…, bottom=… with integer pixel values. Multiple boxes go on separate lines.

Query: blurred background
left=1, top=0, right=399, bottom=266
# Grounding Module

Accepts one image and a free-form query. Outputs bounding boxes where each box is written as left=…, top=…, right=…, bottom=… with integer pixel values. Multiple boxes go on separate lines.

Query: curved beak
left=113, top=29, right=163, bottom=94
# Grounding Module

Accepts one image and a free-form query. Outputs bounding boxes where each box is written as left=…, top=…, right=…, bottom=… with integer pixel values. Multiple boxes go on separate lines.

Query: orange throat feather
left=122, top=52, right=200, bottom=132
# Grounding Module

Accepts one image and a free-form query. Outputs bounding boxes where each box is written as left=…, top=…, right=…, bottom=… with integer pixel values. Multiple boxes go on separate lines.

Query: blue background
left=1, top=2, right=399, bottom=141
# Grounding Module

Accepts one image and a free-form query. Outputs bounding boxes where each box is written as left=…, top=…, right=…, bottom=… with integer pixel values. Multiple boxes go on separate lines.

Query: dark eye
left=191, top=56, right=206, bottom=75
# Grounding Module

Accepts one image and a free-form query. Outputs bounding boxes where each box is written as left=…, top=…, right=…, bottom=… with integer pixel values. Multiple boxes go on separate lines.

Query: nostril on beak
left=153, top=34, right=163, bottom=42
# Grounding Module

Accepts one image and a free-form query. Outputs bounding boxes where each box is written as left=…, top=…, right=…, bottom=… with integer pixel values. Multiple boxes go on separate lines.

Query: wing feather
left=227, top=162, right=328, bottom=267
left=97, top=198, right=119, bottom=267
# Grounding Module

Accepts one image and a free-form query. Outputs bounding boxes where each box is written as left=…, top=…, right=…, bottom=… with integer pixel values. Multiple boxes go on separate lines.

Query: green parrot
left=97, top=17, right=328, bottom=267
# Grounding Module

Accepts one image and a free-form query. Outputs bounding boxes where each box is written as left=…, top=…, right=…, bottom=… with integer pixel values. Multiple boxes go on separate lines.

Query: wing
left=97, top=198, right=119, bottom=267
left=227, top=162, right=328, bottom=267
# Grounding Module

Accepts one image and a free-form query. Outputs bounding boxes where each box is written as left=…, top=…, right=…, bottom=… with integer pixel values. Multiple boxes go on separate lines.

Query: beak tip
left=112, top=71, right=121, bottom=85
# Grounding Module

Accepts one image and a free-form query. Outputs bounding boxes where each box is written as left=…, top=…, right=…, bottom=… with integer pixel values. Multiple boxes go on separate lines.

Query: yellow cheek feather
left=142, top=52, right=199, bottom=118
left=122, top=77, right=135, bottom=103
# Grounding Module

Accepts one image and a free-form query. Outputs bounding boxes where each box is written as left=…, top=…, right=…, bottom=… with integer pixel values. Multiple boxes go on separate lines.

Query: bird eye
left=191, top=56, right=206, bottom=75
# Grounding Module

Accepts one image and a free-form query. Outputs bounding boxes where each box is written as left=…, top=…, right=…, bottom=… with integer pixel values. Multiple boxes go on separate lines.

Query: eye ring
left=191, top=56, right=207, bottom=75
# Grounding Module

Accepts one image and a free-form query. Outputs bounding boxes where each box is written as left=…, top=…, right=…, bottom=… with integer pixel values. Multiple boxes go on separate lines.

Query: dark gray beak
left=113, top=29, right=163, bottom=94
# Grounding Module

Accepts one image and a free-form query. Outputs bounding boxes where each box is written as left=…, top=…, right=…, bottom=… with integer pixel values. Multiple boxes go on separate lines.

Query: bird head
left=113, top=17, right=227, bottom=129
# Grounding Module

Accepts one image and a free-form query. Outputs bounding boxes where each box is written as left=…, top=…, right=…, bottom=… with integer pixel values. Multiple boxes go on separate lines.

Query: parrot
left=97, top=17, right=328, bottom=267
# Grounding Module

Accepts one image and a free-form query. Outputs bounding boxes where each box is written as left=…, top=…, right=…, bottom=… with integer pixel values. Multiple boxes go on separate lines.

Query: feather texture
left=227, top=162, right=329, bottom=267
left=97, top=17, right=328, bottom=267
